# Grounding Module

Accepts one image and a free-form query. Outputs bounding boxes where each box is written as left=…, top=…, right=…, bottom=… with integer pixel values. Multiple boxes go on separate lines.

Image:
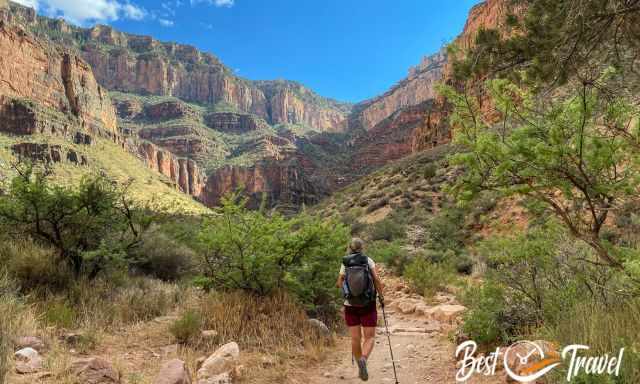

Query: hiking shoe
left=357, top=357, right=369, bottom=381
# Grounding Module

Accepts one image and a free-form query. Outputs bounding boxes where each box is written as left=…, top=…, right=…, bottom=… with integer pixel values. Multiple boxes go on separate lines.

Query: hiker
left=336, top=238, right=384, bottom=381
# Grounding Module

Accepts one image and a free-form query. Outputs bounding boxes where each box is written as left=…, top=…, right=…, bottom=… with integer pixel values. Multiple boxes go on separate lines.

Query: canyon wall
left=0, top=14, right=207, bottom=202
left=0, top=20, right=117, bottom=138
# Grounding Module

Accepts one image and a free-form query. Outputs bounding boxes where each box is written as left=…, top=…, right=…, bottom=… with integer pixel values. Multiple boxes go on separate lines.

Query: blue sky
left=15, top=0, right=482, bottom=102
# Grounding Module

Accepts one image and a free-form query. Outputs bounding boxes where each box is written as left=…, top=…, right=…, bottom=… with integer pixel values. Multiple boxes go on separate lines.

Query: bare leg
left=349, top=326, right=363, bottom=360
left=361, top=326, right=376, bottom=359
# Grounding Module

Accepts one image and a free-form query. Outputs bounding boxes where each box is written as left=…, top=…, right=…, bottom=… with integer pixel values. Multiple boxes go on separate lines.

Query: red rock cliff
left=0, top=21, right=117, bottom=138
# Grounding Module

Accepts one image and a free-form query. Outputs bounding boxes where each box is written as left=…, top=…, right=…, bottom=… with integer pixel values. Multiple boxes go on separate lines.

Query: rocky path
left=290, top=271, right=501, bottom=384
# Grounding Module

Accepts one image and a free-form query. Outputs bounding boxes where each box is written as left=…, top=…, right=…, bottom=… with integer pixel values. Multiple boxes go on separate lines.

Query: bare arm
left=336, top=274, right=345, bottom=289
left=371, top=266, right=384, bottom=297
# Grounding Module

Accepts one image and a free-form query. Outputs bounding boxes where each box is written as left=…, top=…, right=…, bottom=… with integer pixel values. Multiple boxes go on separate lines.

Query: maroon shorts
left=344, top=303, right=378, bottom=327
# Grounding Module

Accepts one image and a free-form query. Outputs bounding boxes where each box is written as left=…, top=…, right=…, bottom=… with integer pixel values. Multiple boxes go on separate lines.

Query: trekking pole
left=380, top=297, right=399, bottom=384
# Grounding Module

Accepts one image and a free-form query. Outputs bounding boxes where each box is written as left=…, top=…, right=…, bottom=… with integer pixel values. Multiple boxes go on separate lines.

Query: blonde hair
left=348, top=238, right=364, bottom=253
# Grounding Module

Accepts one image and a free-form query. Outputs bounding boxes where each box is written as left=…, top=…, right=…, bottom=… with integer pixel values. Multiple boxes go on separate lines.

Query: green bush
left=133, top=228, right=195, bottom=281
left=0, top=239, right=71, bottom=292
left=461, top=282, right=507, bottom=345
left=369, top=217, right=405, bottom=242
left=0, top=165, right=150, bottom=279
left=43, top=301, right=76, bottom=328
left=366, top=240, right=411, bottom=275
left=404, top=257, right=456, bottom=298
left=196, top=194, right=349, bottom=315
left=423, top=163, right=437, bottom=179
left=170, top=310, right=202, bottom=344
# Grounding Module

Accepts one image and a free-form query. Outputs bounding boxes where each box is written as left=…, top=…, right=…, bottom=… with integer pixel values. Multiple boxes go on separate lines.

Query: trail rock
left=415, top=305, right=437, bottom=317
left=14, top=336, right=45, bottom=352
left=308, top=319, right=330, bottom=337
left=196, top=342, right=239, bottom=381
left=432, top=304, right=466, bottom=323
left=153, top=359, right=191, bottom=384
left=398, top=302, right=417, bottom=314
left=197, top=372, right=231, bottom=384
left=72, top=357, right=121, bottom=384
left=14, top=347, right=43, bottom=374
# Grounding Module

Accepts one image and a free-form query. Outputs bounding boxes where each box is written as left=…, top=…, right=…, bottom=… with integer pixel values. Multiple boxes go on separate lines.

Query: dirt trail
left=289, top=271, right=502, bottom=384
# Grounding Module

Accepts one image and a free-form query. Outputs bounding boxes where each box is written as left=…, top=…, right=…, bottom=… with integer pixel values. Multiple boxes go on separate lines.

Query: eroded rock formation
left=0, top=21, right=117, bottom=138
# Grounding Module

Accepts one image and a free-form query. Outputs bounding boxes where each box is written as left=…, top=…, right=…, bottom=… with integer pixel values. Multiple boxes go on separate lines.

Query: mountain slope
left=0, top=0, right=514, bottom=210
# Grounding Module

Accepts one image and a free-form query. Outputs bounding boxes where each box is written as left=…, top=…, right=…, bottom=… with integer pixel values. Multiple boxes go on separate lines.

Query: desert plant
left=366, top=240, right=411, bottom=275
left=170, top=310, right=202, bottom=344
left=0, top=239, right=71, bottom=292
left=196, top=193, right=349, bottom=314
left=368, top=217, right=405, bottom=242
left=404, top=257, right=456, bottom=298
left=0, top=165, right=150, bottom=278
left=441, top=75, right=640, bottom=275
left=132, top=227, right=195, bottom=281
left=199, top=290, right=332, bottom=349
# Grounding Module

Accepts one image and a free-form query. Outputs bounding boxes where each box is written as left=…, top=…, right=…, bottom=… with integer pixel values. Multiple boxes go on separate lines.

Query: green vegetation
left=170, top=310, right=203, bottom=345
left=438, top=2, right=640, bottom=382
left=196, top=194, right=349, bottom=317
left=0, top=165, right=149, bottom=278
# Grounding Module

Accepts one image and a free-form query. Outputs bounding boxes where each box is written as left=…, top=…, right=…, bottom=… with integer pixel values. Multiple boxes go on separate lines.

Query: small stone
left=153, top=359, right=191, bottom=384
left=308, top=319, right=330, bottom=337
left=196, top=342, right=239, bottom=380
left=197, top=372, right=231, bottom=384
left=72, top=357, right=120, bottom=384
left=15, top=347, right=43, bottom=374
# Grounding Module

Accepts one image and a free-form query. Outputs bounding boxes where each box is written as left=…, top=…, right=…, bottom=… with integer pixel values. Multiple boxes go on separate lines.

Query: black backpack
left=342, top=252, right=376, bottom=307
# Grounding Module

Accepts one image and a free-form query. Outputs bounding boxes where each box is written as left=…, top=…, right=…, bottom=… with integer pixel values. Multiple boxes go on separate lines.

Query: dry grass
left=0, top=273, right=39, bottom=384
left=199, top=290, right=332, bottom=352
left=5, top=279, right=334, bottom=384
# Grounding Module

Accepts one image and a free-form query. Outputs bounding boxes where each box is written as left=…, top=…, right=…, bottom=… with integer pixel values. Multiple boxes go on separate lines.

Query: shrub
left=0, top=165, right=150, bottom=279
left=43, top=301, right=76, bottom=328
left=1, top=239, right=71, bottom=292
left=366, top=240, right=411, bottom=275
left=461, top=282, right=507, bottom=345
left=404, top=257, right=456, bottom=298
left=423, top=163, right=437, bottom=179
left=369, top=217, right=405, bottom=242
left=133, top=228, right=195, bottom=281
left=196, top=194, right=349, bottom=314
left=170, top=310, right=202, bottom=344
left=366, top=197, right=389, bottom=213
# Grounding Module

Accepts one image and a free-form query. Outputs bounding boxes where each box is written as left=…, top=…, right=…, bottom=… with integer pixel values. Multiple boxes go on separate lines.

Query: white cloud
left=214, top=0, right=234, bottom=7
left=190, top=0, right=235, bottom=7
left=12, top=0, right=39, bottom=9
left=13, top=0, right=148, bottom=25
left=158, top=18, right=174, bottom=27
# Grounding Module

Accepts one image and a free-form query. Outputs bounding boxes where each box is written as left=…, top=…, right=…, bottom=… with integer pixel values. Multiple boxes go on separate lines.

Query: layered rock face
left=203, top=158, right=323, bottom=209
left=351, top=100, right=449, bottom=173
left=59, top=22, right=351, bottom=132
left=138, top=141, right=205, bottom=197
left=204, top=112, right=269, bottom=134
left=0, top=13, right=207, bottom=202
left=0, top=21, right=117, bottom=138
left=356, top=50, right=447, bottom=131
left=12, top=142, right=88, bottom=166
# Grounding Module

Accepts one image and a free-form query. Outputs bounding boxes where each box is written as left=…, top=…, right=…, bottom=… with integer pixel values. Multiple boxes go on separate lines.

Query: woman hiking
left=336, top=238, right=385, bottom=381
